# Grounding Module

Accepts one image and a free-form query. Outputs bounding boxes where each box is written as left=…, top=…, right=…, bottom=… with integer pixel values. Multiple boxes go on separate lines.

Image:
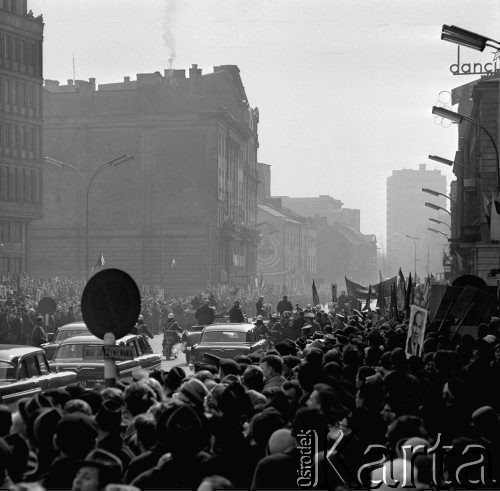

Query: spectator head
left=259, top=355, right=283, bottom=382
left=267, top=428, right=295, bottom=455
left=291, top=407, right=328, bottom=449
left=177, top=378, right=209, bottom=412
left=163, top=405, right=205, bottom=456
left=282, top=380, right=301, bottom=408
left=95, top=399, right=122, bottom=433
left=243, top=365, right=265, bottom=392
left=163, top=366, right=186, bottom=393
left=246, top=389, right=268, bottom=413
left=283, top=296, right=288, bottom=301
left=0, top=405, right=12, bottom=437
left=219, top=358, right=240, bottom=378
left=307, top=383, right=338, bottom=413
left=124, top=382, right=157, bottom=417
left=63, top=399, right=93, bottom=416
left=249, top=408, right=285, bottom=447
left=282, top=355, right=301, bottom=379
left=386, top=415, right=428, bottom=453
left=55, top=413, right=98, bottom=459
left=72, top=448, right=123, bottom=491
left=297, top=362, right=322, bottom=394
left=356, top=366, right=376, bottom=388
left=133, top=414, right=157, bottom=452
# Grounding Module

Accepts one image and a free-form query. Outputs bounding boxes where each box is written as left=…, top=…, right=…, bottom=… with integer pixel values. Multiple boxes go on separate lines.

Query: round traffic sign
left=38, top=297, right=57, bottom=315
left=81, top=269, right=141, bottom=340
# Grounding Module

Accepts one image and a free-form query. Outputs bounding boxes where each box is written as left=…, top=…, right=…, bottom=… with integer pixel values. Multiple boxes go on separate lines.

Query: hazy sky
left=31, top=0, right=499, bottom=242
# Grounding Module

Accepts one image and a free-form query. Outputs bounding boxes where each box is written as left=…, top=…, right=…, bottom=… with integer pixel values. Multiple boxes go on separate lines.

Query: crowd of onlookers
left=0, top=284, right=499, bottom=490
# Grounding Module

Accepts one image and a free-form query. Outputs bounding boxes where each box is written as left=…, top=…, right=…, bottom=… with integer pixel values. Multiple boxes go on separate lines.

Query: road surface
left=150, top=333, right=190, bottom=373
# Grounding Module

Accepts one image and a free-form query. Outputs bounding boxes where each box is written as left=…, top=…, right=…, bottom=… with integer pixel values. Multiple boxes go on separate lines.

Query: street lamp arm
left=44, top=156, right=88, bottom=189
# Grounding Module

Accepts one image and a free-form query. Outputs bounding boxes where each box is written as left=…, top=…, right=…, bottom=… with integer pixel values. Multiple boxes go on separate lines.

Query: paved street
left=150, top=334, right=190, bottom=374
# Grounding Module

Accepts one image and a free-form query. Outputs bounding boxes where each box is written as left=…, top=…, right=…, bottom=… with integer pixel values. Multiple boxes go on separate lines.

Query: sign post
left=81, top=269, right=141, bottom=387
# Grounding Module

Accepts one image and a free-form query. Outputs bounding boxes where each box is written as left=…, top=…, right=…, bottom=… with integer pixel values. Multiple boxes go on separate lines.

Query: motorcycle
left=163, top=330, right=181, bottom=360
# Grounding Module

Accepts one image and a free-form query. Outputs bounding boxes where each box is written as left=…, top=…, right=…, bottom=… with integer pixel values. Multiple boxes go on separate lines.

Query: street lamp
left=425, top=202, right=452, bottom=216
left=44, top=154, right=135, bottom=278
left=429, top=217, right=451, bottom=229
left=428, top=155, right=463, bottom=168
left=432, top=106, right=500, bottom=193
left=422, top=187, right=455, bottom=203
left=405, top=234, right=420, bottom=280
left=441, top=25, right=500, bottom=52
left=427, top=227, right=449, bottom=239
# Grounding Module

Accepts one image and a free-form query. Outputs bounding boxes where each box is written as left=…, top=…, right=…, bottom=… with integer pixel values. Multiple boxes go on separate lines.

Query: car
left=0, top=345, right=77, bottom=406
left=41, top=322, right=90, bottom=360
left=190, top=323, right=269, bottom=366
left=49, top=334, right=162, bottom=388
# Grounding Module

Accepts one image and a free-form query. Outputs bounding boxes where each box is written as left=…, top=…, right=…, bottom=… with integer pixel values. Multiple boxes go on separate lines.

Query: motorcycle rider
left=163, top=313, right=182, bottom=359
left=132, top=314, right=153, bottom=353
left=254, top=315, right=268, bottom=339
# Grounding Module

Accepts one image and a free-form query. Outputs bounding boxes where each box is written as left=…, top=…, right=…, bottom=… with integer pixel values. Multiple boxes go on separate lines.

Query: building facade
left=30, top=65, right=259, bottom=294
left=449, top=74, right=500, bottom=284
left=256, top=200, right=316, bottom=292
left=279, top=195, right=360, bottom=231
left=0, top=0, right=43, bottom=274
left=386, top=164, right=448, bottom=280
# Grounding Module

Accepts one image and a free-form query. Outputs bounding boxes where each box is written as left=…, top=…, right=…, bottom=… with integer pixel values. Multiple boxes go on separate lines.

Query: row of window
left=0, top=76, right=40, bottom=115
left=0, top=220, right=22, bottom=242
left=0, top=256, right=21, bottom=273
left=0, top=121, right=41, bottom=159
left=0, top=30, right=42, bottom=77
left=0, top=165, right=41, bottom=203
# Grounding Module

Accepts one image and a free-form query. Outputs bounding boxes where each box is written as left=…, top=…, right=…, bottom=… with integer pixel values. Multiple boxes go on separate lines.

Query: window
left=21, top=39, right=26, bottom=65
left=29, top=84, right=33, bottom=107
left=5, top=123, right=10, bottom=149
left=13, top=80, right=18, bottom=105
left=36, top=353, right=49, bottom=375
left=30, top=126, right=35, bottom=152
left=5, top=79, right=10, bottom=102
left=21, top=82, right=26, bottom=106
left=22, top=356, right=39, bottom=378
left=30, top=169, right=35, bottom=202
left=13, top=37, right=18, bottom=62
left=0, top=361, right=15, bottom=381
left=0, top=257, right=8, bottom=273
left=29, top=42, right=34, bottom=66
left=22, top=126, right=26, bottom=151
left=5, top=34, right=10, bottom=61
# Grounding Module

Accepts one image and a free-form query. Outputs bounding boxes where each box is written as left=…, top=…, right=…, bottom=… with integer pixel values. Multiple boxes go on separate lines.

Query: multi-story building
left=30, top=65, right=260, bottom=294
left=386, top=164, right=448, bottom=280
left=279, top=195, right=360, bottom=231
left=449, top=73, right=500, bottom=283
left=0, top=0, right=43, bottom=274
left=256, top=199, right=316, bottom=292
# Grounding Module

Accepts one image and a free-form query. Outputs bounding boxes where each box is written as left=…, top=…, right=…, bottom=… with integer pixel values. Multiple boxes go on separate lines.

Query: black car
left=41, top=322, right=90, bottom=360
left=0, top=345, right=77, bottom=406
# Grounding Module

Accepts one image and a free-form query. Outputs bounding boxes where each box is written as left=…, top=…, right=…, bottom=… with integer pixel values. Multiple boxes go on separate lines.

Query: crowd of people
left=0, top=279, right=499, bottom=490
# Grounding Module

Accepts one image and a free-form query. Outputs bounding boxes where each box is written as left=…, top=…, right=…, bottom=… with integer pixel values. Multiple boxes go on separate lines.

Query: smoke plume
left=163, top=0, right=177, bottom=69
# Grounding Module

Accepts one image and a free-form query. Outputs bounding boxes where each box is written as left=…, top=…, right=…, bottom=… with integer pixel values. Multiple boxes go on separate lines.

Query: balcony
left=460, top=224, right=481, bottom=244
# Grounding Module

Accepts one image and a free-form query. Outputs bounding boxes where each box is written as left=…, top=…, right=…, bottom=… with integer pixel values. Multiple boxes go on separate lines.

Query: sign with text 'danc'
left=81, top=269, right=141, bottom=340
left=103, top=345, right=134, bottom=361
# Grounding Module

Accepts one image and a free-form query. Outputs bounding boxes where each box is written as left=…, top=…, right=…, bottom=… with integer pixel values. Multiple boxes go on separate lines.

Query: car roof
left=0, top=345, right=43, bottom=363
left=58, top=322, right=88, bottom=330
left=58, top=334, right=137, bottom=345
left=203, top=323, right=254, bottom=332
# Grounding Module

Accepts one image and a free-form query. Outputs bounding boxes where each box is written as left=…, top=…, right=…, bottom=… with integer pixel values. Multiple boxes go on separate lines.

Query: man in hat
left=277, top=296, right=293, bottom=316
left=195, top=300, right=215, bottom=326
left=229, top=300, right=245, bottom=323
left=72, top=448, right=123, bottom=491
left=256, top=296, right=265, bottom=317
left=30, top=315, right=47, bottom=347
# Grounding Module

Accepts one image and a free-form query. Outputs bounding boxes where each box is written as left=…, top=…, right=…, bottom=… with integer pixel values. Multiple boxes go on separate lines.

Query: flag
left=376, top=279, right=386, bottom=310
left=345, top=276, right=398, bottom=301
left=312, top=279, right=320, bottom=306
left=331, top=283, right=337, bottom=302
left=391, top=282, right=398, bottom=317
left=397, top=268, right=406, bottom=307
left=364, top=284, right=372, bottom=310
left=404, top=272, right=413, bottom=314
left=91, top=252, right=105, bottom=275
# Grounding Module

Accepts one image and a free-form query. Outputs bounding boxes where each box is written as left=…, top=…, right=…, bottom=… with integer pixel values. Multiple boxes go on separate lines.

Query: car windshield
left=54, top=329, right=88, bottom=343
left=54, top=344, right=102, bottom=361
left=201, top=330, right=248, bottom=343
left=0, top=361, right=16, bottom=380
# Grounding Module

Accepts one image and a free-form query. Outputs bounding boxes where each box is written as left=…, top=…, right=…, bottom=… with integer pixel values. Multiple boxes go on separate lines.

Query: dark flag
left=376, top=280, right=386, bottom=310
left=312, top=279, right=320, bottom=306
left=364, top=284, right=372, bottom=310
left=91, top=252, right=105, bottom=275
left=391, top=283, right=398, bottom=318
left=331, top=283, right=337, bottom=302
left=404, top=272, right=413, bottom=314
left=397, top=268, right=406, bottom=307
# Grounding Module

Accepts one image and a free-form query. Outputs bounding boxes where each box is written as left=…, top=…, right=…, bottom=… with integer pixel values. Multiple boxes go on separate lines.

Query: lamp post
left=429, top=217, right=451, bottom=230
left=428, top=154, right=463, bottom=168
left=427, top=227, right=450, bottom=240
left=441, top=25, right=500, bottom=52
left=422, top=187, right=456, bottom=205
left=425, top=201, right=452, bottom=216
left=405, top=234, right=420, bottom=280
left=44, top=155, right=135, bottom=278
left=432, top=106, right=500, bottom=194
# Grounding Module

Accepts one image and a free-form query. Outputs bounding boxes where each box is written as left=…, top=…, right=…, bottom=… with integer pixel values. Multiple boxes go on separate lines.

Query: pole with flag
left=312, top=279, right=320, bottom=306
left=404, top=271, right=413, bottom=315
left=364, top=284, right=372, bottom=311
left=376, top=280, right=386, bottom=311
left=91, top=252, right=105, bottom=276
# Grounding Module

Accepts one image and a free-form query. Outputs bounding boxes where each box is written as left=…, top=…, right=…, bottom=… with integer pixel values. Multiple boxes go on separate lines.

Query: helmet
left=256, top=315, right=263, bottom=321
left=168, top=313, right=175, bottom=319
left=138, top=315, right=144, bottom=321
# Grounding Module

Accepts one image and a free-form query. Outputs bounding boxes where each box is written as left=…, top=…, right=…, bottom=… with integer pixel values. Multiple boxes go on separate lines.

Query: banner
left=345, top=276, right=397, bottom=301
left=406, top=305, right=428, bottom=357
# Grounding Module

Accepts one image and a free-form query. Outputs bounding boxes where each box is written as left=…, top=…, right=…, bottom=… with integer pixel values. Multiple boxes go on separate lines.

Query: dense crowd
left=0, top=287, right=499, bottom=490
